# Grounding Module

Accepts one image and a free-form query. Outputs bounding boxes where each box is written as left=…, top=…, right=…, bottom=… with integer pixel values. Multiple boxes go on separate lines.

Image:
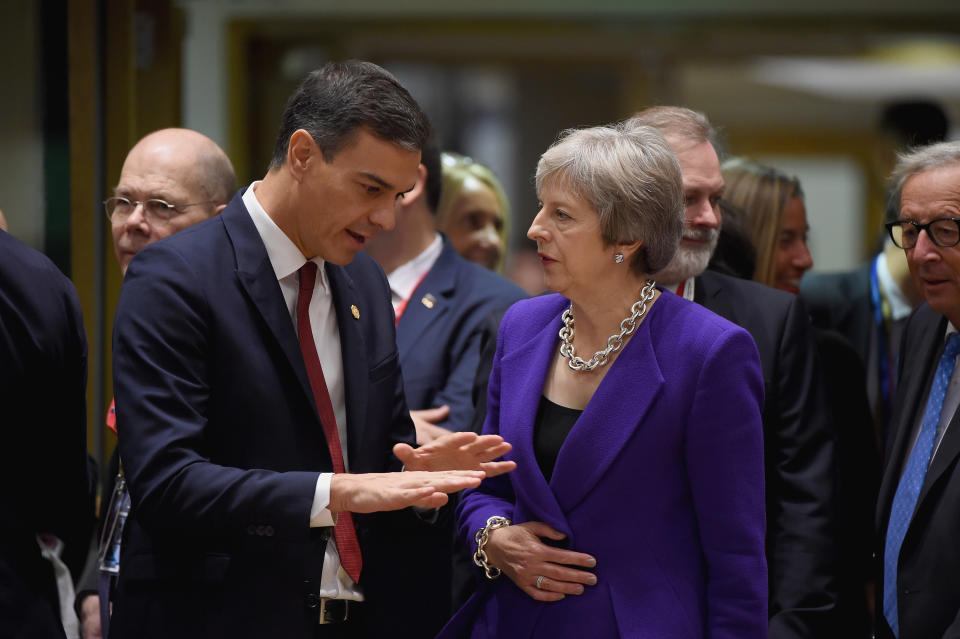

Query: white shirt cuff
left=309, top=473, right=336, bottom=527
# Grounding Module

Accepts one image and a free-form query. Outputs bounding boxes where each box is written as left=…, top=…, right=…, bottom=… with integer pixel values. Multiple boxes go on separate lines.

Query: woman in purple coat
left=438, top=121, right=768, bottom=638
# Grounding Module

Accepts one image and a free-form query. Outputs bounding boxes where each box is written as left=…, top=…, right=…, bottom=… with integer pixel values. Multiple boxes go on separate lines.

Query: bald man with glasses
left=76, top=128, right=237, bottom=639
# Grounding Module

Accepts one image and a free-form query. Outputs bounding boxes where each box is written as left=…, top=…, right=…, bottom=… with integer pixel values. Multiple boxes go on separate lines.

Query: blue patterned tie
left=883, top=332, right=960, bottom=636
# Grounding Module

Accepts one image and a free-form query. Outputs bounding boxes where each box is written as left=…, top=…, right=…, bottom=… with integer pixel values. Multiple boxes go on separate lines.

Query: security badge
left=350, top=305, right=360, bottom=319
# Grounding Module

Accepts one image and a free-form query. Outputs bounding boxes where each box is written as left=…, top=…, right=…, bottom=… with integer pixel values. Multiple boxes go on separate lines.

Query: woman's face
left=442, top=176, right=504, bottom=270
left=528, top=181, right=609, bottom=299
left=774, top=196, right=814, bottom=294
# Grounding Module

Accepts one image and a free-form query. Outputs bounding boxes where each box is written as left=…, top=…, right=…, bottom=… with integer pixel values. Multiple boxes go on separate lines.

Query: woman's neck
left=566, top=274, right=655, bottom=356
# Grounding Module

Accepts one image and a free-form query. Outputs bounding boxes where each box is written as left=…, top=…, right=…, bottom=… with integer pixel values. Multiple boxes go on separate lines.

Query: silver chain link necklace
left=558, top=279, right=657, bottom=372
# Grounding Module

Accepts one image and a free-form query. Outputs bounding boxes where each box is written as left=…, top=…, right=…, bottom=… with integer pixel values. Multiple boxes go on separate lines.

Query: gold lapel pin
left=421, top=293, right=436, bottom=309
left=350, top=305, right=360, bottom=319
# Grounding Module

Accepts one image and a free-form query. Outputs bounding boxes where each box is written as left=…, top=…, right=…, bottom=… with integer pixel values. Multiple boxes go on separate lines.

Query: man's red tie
left=297, top=261, right=363, bottom=583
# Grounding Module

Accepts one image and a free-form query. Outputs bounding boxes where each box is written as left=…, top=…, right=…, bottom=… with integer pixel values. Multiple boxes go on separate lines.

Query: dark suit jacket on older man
left=695, top=270, right=841, bottom=639
left=110, top=193, right=421, bottom=639
left=440, top=290, right=768, bottom=638
left=0, top=230, right=92, bottom=639
left=876, top=303, right=960, bottom=639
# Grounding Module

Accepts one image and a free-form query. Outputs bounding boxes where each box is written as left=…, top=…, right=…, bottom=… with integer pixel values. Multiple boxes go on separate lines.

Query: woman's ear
left=616, top=239, right=644, bottom=263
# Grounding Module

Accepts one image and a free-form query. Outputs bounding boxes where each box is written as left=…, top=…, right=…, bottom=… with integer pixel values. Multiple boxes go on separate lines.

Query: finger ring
left=536, top=575, right=545, bottom=589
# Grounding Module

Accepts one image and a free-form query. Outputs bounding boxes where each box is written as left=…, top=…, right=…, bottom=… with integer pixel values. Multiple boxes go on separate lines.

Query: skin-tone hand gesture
left=483, top=521, right=597, bottom=602
left=394, top=431, right=517, bottom=477
left=329, top=470, right=485, bottom=513
left=410, top=405, right=452, bottom=444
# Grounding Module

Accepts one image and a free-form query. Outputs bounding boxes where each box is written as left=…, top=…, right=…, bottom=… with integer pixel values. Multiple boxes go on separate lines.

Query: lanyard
left=394, top=271, right=431, bottom=327
left=870, top=256, right=895, bottom=420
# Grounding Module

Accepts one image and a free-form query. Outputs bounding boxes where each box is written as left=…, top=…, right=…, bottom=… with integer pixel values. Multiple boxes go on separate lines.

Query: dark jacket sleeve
left=766, top=294, right=842, bottom=639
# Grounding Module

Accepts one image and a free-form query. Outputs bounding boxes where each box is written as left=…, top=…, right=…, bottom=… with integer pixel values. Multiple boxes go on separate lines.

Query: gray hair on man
left=535, top=121, right=685, bottom=275
left=628, top=106, right=718, bottom=152
left=889, top=140, right=960, bottom=219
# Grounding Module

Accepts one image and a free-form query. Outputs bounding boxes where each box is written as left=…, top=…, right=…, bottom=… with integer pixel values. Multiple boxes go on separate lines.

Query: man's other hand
left=394, top=431, right=516, bottom=478
left=411, top=405, right=451, bottom=444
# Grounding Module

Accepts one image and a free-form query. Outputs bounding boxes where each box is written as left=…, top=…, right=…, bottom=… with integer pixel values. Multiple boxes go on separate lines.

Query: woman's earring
left=614, top=253, right=624, bottom=264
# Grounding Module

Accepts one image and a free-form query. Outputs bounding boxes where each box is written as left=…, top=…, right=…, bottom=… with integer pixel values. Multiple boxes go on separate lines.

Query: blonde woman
left=438, top=153, right=510, bottom=271
left=721, top=158, right=812, bottom=294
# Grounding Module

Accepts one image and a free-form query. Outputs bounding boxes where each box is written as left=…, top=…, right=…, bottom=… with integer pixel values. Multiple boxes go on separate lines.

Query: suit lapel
left=325, top=263, right=369, bottom=466
left=877, top=307, right=945, bottom=525
left=550, top=317, right=664, bottom=514
left=223, top=197, right=315, bottom=412
left=918, top=315, right=960, bottom=508
left=498, top=307, right=569, bottom=534
left=396, top=241, right=457, bottom=357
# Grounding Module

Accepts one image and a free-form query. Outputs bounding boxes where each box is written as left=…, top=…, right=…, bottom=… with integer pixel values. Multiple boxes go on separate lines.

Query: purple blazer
left=439, top=291, right=767, bottom=639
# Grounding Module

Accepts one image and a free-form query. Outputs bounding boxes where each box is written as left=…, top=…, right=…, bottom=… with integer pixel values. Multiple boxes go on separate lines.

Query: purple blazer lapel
left=550, top=317, right=664, bottom=515
left=499, top=308, right=569, bottom=534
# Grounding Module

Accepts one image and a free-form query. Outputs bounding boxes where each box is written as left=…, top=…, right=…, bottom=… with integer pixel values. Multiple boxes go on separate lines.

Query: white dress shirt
left=243, top=183, right=362, bottom=601
left=386, top=233, right=443, bottom=313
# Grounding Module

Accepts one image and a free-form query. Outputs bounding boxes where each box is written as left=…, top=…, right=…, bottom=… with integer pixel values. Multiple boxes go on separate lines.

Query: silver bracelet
left=473, top=515, right=511, bottom=579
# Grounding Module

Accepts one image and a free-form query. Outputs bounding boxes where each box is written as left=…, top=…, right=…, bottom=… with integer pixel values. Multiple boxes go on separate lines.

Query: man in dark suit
left=364, top=141, right=525, bottom=634
left=365, top=141, right=526, bottom=439
left=877, top=141, right=960, bottom=639
left=632, top=106, right=841, bottom=639
left=0, top=229, right=93, bottom=638
left=75, top=127, right=238, bottom=639
left=110, top=61, right=513, bottom=639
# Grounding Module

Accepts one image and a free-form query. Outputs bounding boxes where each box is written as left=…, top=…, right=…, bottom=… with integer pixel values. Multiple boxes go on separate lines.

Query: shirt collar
left=876, top=252, right=913, bottom=321
left=243, top=181, right=328, bottom=291
left=386, top=233, right=443, bottom=302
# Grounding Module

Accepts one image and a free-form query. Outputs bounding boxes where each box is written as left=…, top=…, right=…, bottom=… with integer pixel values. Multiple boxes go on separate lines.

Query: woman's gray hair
left=889, top=140, right=960, bottom=219
left=535, top=121, right=684, bottom=275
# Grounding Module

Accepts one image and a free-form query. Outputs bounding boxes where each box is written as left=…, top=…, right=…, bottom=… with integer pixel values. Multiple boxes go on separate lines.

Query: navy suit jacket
left=695, top=271, right=841, bottom=639
left=441, top=291, right=767, bottom=638
left=111, top=194, right=418, bottom=639
left=0, top=230, right=92, bottom=639
left=876, top=304, right=960, bottom=639
left=396, top=236, right=525, bottom=433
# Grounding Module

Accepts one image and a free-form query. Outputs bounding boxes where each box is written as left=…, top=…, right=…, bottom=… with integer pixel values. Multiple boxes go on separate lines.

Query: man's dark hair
left=879, top=100, right=949, bottom=149
left=421, top=140, right=442, bottom=214
left=269, top=60, right=431, bottom=168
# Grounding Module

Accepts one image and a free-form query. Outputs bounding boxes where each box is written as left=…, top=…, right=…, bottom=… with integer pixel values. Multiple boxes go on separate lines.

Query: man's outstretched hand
left=329, top=470, right=486, bottom=513
left=394, top=431, right=516, bottom=478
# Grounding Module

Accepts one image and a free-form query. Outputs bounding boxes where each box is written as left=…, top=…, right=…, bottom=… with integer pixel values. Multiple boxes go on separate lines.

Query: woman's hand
left=484, top=521, right=597, bottom=602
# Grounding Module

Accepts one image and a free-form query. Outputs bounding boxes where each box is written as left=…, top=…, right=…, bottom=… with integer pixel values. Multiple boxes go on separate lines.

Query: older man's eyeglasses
left=886, top=218, right=960, bottom=250
left=103, top=197, right=211, bottom=225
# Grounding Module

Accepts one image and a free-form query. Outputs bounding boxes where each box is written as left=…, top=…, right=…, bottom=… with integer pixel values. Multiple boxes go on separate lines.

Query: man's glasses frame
left=103, top=197, right=212, bottom=225
left=885, top=218, right=960, bottom=250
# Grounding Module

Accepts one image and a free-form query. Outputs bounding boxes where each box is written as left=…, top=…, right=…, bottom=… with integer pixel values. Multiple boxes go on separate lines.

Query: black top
left=534, top=395, right=583, bottom=482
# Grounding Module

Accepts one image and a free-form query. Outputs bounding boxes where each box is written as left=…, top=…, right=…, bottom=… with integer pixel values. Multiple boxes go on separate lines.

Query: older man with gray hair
left=629, top=106, right=841, bottom=639
left=876, top=141, right=960, bottom=639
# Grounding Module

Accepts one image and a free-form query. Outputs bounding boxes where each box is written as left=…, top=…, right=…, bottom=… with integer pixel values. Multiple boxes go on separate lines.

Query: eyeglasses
left=103, top=197, right=212, bottom=225
left=886, top=218, right=960, bottom=249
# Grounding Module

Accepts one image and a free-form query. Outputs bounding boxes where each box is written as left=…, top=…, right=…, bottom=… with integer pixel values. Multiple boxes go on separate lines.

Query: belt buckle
left=319, top=598, right=349, bottom=625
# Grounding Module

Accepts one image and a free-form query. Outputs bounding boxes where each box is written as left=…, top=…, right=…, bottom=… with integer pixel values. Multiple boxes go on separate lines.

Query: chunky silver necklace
left=558, top=279, right=656, bottom=372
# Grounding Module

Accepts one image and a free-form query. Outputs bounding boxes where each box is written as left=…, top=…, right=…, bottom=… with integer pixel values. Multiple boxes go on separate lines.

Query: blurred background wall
left=1, top=0, right=957, bottom=468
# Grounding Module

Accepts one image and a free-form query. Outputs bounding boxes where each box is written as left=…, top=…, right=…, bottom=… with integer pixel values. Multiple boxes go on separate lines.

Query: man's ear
left=212, top=203, right=228, bottom=216
left=287, top=129, right=319, bottom=182
left=399, top=163, right=428, bottom=210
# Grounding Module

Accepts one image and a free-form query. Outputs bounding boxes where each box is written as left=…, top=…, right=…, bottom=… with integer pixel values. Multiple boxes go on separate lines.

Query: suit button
left=305, top=592, right=320, bottom=608
left=265, top=525, right=275, bottom=537
left=246, top=525, right=256, bottom=535
left=256, top=525, right=266, bottom=536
